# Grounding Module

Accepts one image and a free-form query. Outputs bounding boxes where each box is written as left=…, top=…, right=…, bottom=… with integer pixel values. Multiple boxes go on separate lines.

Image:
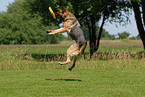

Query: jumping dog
left=47, top=7, right=87, bottom=71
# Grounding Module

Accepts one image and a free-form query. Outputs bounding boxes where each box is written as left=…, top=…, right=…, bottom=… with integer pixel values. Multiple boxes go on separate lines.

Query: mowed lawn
left=0, top=40, right=145, bottom=97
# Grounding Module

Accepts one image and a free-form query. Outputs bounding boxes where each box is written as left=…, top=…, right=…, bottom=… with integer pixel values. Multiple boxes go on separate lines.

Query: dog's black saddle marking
left=69, top=26, right=85, bottom=48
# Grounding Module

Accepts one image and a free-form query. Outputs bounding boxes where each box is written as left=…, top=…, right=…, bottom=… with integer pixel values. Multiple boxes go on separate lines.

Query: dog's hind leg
left=80, top=42, right=87, bottom=54
left=58, top=44, right=78, bottom=65
left=68, top=56, right=77, bottom=71
left=68, top=42, right=87, bottom=71
left=58, top=47, right=72, bottom=65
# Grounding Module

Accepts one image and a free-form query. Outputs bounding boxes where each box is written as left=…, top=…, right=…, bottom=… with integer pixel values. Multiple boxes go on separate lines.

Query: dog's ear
left=62, top=6, right=67, bottom=12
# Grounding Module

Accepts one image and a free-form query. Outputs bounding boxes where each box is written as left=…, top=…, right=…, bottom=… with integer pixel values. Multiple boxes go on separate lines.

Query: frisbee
left=49, top=7, right=56, bottom=19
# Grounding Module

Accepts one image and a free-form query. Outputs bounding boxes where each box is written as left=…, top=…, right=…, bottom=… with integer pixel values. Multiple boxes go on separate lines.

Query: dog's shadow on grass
left=45, top=78, right=82, bottom=82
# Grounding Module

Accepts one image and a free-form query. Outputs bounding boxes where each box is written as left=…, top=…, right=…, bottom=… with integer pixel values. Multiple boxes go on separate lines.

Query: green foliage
left=100, top=29, right=116, bottom=40
left=120, top=39, right=131, bottom=42
left=24, top=0, right=132, bottom=43
left=0, top=0, right=66, bottom=44
left=67, top=0, right=131, bottom=25
left=129, top=36, right=137, bottom=40
left=81, top=25, right=116, bottom=40
left=24, top=0, right=69, bottom=25
left=0, top=0, right=141, bottom=45
left=136, top=34, right=140, bottom=39
left=118, top=31, right=130, bottom=39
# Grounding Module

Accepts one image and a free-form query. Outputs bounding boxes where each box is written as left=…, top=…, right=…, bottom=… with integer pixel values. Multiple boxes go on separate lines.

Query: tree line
left=0, top=0, right=144, bottom=56
left=0, top=0, right=67, bottom=44
left=0, top=0, right=129, bottom=44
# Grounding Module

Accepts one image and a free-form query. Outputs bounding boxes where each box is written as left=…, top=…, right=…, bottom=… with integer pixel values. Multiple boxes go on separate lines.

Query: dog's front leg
left=47, top=27, right=69, bottom=35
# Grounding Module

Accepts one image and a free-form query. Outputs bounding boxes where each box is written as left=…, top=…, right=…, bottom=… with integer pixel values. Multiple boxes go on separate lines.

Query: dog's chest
left=64, top=19, right=76, bottom=28
left=67, top=29, right=79, bottom=41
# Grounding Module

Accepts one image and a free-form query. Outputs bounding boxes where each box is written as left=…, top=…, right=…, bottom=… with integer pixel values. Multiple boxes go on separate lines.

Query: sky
left=0, top=0, right=139, bottom=37
left=100, top=11, right=138, bottom=37
left=0, top=0, right=15, bottom=12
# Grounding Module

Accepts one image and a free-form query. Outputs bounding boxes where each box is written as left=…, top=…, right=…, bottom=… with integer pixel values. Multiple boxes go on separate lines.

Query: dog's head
left=55, top=6, right=68, bottom=21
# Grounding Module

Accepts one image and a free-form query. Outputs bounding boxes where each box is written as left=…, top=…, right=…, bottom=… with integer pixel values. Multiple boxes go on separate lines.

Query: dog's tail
left=80, top=42, right=87, bottom=55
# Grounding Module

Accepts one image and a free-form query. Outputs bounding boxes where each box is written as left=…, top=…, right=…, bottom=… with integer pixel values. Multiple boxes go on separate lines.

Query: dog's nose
left=46, top=30, right=50, bottom=33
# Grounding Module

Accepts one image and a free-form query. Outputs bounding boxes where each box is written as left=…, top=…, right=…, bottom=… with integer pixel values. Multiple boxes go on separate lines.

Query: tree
left=101, top=29, right=116, bottom=40
left=0, top=0, right=66, bottom=44
left=24, top=0, right=131, bottom=56
left=130, top=0, right=145, bottom=49
left=118, top=31, right=130, bottom=39
left=24, top=0, right=69, bottom=25
left=136, top=34, right=140, bottom=39
left=67, top=0, right=131, bottom=57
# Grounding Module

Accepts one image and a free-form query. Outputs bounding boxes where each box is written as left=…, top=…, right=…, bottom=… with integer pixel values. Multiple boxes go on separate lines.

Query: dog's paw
left=58, top=62, right=63, bottom=65
left=46, top=30, right=52, bottom=34
left=68, top=68, right=72, bottom=71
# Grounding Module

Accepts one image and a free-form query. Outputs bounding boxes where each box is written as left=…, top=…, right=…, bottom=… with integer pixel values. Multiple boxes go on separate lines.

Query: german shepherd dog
left=47, top=7, right=87, bottom=71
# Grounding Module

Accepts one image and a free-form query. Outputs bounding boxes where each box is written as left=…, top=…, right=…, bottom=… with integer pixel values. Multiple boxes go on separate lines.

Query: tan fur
left=58, top=42, right=87, bottom=71
left=47, top=7, right=86, bottom=71
left=47, top=27, right=69, bottom=35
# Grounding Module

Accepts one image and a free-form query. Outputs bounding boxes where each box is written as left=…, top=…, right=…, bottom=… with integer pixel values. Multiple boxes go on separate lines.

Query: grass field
left=0, top=40, right=145, bottom=97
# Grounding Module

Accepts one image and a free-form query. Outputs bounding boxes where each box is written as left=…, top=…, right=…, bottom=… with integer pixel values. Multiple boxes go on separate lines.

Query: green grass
left=0, top=40, right=145, bottom=96
left=0, top=66, right=145, bottom=97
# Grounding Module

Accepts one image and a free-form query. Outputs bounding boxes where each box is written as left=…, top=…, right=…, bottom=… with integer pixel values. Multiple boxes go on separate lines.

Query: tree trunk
left=95, top=14, right=106, bottom=52
left=131, top=1, right=145, bottom=49
left=90, top=16, right=97, bottom=57
left=86, top=14, right=106, bottom=58
left=86, top=16, right=97, bottom=58
left=142, top=0, right=145, bottom=26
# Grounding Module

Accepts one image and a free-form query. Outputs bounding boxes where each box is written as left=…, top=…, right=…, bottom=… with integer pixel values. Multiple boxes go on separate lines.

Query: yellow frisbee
left=49, top=7, right=56, bottom=19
